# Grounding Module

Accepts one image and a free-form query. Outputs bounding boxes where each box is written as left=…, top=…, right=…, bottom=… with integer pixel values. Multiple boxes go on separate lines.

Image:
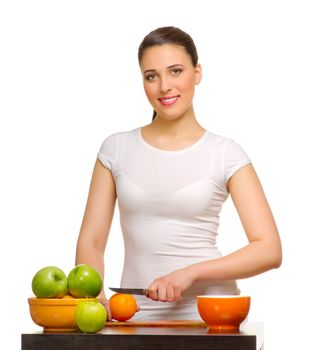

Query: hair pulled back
left=138, top=26, right=198, bottom=121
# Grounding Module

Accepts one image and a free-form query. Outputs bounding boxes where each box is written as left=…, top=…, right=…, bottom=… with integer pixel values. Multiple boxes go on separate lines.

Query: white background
left=1, top=1, right=308, bottom=349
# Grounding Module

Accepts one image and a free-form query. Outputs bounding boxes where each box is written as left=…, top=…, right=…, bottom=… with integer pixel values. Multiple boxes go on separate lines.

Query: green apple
left=76, top=301, right=107, bottom=333
left=68, top=264, right=102, bottom=298
left=32, top=266, right=67, bottom=298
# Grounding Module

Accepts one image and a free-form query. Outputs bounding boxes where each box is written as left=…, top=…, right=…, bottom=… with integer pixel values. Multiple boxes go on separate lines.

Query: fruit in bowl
left=68, top=264, right=102, bottom=298
left=197, top=295, right=250, bottom=331
left=32, top=266, right=68, bottom=298
left=28, top=296, right=99, bottom=332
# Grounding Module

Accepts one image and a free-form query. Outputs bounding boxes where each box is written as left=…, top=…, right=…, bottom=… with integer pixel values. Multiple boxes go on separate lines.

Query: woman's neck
left=141, top=107, right=206, bottom=150
left=146, top=107, right=205, bottom=138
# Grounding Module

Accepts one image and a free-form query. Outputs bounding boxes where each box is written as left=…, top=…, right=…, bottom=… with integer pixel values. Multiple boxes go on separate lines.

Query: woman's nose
left=160, top=76, right=172, bottom=93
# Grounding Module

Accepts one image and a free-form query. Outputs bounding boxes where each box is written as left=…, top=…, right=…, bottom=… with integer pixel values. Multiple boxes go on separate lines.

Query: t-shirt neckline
left=137, top=127, right=209, bottom=154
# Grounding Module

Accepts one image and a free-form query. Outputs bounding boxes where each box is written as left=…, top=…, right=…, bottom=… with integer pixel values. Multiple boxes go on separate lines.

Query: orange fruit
left=61, top=295, right=75, bottom=299
left=109, top=293, right=138, bottom=321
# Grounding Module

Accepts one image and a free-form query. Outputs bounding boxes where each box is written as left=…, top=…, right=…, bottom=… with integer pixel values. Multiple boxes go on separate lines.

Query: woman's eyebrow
left=144, top=64, right=184, bottom=75
left=144, top=69, right=156, bottom=74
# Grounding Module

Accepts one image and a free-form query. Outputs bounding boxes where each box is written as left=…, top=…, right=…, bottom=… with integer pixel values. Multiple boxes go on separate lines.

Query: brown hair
left=138, top=26, right=199, bottom=121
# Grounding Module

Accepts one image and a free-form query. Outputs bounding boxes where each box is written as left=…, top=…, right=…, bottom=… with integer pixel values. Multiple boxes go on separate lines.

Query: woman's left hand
left=147, top=267, right=195, bottom=302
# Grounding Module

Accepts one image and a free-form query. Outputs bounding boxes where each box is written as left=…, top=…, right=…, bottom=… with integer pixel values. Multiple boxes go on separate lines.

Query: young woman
left=75, top=26, right=282, bottom=320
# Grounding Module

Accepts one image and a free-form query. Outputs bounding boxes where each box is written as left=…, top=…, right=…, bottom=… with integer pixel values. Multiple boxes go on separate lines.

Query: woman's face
left=140, top=44, right=202, bottom=121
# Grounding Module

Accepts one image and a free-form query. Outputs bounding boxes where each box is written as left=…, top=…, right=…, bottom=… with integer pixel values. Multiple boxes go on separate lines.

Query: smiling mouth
left=158, top=95, right=180, bottom=106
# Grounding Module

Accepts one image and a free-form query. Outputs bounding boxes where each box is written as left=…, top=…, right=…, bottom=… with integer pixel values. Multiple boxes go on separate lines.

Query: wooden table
left=22, top=321, right=264, bottom=350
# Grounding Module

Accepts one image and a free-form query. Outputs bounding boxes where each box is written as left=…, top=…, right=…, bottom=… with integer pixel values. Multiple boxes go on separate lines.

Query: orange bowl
left=197, top=295, right=250, bottom=331
left=28, top=296, right=97, bottom=332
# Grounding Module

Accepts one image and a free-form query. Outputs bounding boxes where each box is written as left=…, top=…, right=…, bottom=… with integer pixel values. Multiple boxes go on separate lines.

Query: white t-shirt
left=98, top=127, right=251, bottom=320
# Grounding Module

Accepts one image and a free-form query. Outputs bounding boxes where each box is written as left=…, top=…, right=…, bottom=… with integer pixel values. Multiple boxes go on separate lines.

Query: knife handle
left=143, top=289, right=150, bottom=297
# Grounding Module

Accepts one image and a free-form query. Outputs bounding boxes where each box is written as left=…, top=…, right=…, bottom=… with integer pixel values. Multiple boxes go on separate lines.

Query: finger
left=99, top=298, right=112, bottom=320
left=104, top=304, right=113, bottom=321
left=158, top=285, right=168, bottom=302
left=148, top=287, right=159, bottom=301
left=166, top=286, right=175, bottom=302
left=174, top=288, right=183, bottom=302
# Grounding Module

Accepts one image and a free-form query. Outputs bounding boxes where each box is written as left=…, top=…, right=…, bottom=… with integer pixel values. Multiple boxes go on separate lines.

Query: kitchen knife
left=109, top=287, right=150, bottom=296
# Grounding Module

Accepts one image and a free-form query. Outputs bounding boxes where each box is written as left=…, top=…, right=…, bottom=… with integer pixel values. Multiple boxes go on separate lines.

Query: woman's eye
left=171, top=68, right=183, bottom=75
left=145, top=74, right=156, bottom=81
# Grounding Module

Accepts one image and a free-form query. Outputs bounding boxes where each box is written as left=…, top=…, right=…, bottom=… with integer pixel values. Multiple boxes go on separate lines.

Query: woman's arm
left=75, top=159, right=116, bottom=318
left=148, top=164, right=282, bottom=302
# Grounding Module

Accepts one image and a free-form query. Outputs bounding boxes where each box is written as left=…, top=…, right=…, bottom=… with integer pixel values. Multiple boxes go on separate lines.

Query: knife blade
left=109, top=287, right=149, bottom=296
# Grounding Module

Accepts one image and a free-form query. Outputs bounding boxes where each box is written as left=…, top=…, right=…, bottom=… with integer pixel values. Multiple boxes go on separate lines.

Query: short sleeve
left=97, top=133, right=118, bottom=172
left=222, top=139, right=251, bottom=184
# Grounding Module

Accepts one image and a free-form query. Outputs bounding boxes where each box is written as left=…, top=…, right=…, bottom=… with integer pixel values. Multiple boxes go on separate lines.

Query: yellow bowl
left=28, top=296, right=97, bottom=332
left=197, top=295, right=250, bottom=331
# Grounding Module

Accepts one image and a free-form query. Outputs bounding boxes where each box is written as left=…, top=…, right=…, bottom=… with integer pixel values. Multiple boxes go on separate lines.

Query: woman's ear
left=195, top=63, right=202, bottom=85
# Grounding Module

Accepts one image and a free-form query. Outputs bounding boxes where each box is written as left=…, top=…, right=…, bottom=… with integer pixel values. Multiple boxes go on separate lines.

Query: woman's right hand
left=99, top=296, right=112, bottom=321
